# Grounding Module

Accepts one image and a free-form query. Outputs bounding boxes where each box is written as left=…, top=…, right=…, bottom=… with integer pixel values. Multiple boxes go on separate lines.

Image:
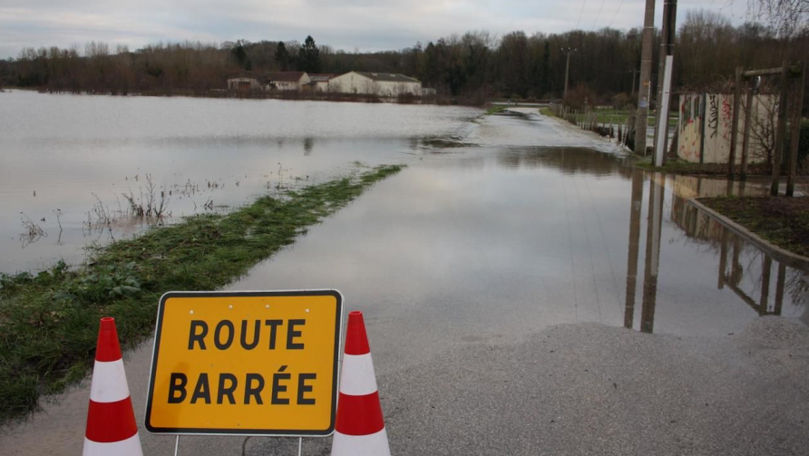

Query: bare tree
left=748, top=0, right=809, bottom=37
left=748, top=95, right=778, bottom=164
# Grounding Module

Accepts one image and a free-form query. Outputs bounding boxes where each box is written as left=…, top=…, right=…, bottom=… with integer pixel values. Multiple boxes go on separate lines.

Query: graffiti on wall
left=707, top=95, right=719, bottom=138
left=678, top=94, right=702, bottom=162
left=678, top=93, right=775, bottom=165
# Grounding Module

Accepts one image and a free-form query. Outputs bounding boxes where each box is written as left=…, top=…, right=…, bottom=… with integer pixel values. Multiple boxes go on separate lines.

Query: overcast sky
left=1, top=0, right=750, bottom=59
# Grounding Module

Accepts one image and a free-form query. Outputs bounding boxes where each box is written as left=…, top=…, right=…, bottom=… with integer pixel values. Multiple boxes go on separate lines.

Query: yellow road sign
left=145, top=290, right=343, bottom=436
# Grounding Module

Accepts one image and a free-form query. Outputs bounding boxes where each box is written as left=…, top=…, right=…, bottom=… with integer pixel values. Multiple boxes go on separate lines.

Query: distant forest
left=1, top=11, right=806, bottom=108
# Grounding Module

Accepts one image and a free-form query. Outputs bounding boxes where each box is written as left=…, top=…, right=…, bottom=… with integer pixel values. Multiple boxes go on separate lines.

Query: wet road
left=2, top=108, right=809, bottom=455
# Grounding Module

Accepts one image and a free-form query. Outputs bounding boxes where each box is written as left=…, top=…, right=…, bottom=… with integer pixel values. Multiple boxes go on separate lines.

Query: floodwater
left=2, top=97, right=809, bottom=456
left=0, top=90, right=478, bottom=273
left=1, top=92, right=807, bottom=341
left=230, top=108, right=809, bottom=346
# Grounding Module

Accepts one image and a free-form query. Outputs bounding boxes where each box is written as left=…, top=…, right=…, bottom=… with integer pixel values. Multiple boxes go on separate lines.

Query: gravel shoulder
left=3, top=317, right=808, bottom=455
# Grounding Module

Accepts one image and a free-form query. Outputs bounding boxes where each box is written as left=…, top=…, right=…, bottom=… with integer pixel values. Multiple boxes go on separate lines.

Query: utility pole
left=562, top=47, right=576, bottom=101
left=653, top=0, right=677, bottom=166
left=634, top=0, right=657, bottom=155
left=652, top=0, right=677, bottom=163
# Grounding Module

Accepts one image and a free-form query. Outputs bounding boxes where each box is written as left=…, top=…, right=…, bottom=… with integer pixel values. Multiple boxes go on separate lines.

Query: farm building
left=226, top=77, right=261, bottom=92
left=328, top=72, right=422, bottom=97
left=306, top=73, right=337, bottom=92
left=267, top=72, right=310, bottom=91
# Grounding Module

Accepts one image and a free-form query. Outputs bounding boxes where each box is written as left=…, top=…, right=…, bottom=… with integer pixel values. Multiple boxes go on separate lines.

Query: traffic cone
left=83, top=317, right=143, bottom=456
left=331, top=311, right=391, bottom=456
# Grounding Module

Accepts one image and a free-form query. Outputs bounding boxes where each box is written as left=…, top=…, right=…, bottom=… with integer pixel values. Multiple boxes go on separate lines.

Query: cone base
left=331, top=428, right=391, bottom=456
left=83, top=433, right=143, bottom=456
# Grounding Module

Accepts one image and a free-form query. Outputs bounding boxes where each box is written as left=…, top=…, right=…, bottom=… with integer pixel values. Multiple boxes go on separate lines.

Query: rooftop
left=266, top=71, right=308, bottom=82
left=356, top=72, right=420, bottom=83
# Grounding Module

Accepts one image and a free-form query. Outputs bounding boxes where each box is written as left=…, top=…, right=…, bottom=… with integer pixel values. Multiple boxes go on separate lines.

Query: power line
left=591, top=0, right=608, bottom=30
left=575, top=0, right=589, bottom=29
left=605, top=0, right=627, bottom=29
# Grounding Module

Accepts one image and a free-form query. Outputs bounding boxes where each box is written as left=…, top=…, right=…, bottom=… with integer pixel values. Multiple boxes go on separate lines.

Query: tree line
left=0, top=11, right=806, bottom=108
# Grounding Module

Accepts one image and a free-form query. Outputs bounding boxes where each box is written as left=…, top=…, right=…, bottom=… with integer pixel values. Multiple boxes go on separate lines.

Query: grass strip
left=698, top=196, right=809, bottom=258
left=485, top=104, right=508, bottom=115
left=0, top=164, right=403, bottom=423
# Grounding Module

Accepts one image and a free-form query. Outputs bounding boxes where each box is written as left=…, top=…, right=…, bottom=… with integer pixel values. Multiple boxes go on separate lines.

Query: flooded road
left=230, top=109, right=808, bottom=343
left=2, top=102, right=809, bottom=455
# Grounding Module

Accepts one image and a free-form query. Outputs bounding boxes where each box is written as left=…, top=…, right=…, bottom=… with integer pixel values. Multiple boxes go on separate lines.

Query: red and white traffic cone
left=83, top=317, right=143, bottom=456
left=331, top=311, right=391, bottom=456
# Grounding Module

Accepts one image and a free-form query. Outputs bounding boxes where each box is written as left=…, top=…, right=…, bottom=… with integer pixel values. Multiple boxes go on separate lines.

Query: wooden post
left=740, top=82, right=754, bottom=180
left=786, top=62, right=805, bottom=197
left=728, top=66, right=743, bottom=178
left=771, top=64, right=789, bottom=196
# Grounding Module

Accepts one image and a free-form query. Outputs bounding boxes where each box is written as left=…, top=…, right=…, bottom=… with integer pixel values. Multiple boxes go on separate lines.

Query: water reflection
left=673, top=197, right=809, bottom=315
left=624, top=171, right=643, bottom=330
left=227, top=137, right=808, bottom=342
left=626, top=171, right=809, bottom=333
left=496, top=147, right=633, bottom=177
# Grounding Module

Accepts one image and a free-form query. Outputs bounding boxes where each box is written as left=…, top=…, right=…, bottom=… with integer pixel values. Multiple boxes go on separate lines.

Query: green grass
left=541, top=106, right=677, bottom=127
left=591, top=108, right=632, bottom=125
left=591, top=108, right=678, bottom=127
left=0, top=164, right=403, bottom=423
left=485, top=104, right=508, bottom=115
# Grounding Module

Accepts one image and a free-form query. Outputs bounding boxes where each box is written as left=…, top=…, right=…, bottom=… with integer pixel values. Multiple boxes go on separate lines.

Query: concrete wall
left=373, top=80, right=421, bottom=97
left=328, top=72, right=369, bottom=94
left=677, top=93, right=777, bottom=164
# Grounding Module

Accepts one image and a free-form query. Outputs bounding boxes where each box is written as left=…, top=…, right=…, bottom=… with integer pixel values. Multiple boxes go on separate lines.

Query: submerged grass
left=0, top=164, right=403, bottom=423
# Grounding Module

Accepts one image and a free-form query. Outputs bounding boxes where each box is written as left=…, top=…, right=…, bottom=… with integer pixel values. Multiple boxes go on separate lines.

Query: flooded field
left=0, top=90, right=478, bottom=273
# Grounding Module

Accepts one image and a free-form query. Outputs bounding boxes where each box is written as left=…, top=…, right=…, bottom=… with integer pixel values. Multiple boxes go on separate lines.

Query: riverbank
left=0, top=164, right=402, bottom=423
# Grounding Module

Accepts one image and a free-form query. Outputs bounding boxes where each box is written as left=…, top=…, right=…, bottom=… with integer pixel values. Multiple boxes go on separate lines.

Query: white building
left=266, top=72, right=310, bottom=91
left=328, top=72, right=422, bottom=97
left=306, top=74, right=336, bottom=92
